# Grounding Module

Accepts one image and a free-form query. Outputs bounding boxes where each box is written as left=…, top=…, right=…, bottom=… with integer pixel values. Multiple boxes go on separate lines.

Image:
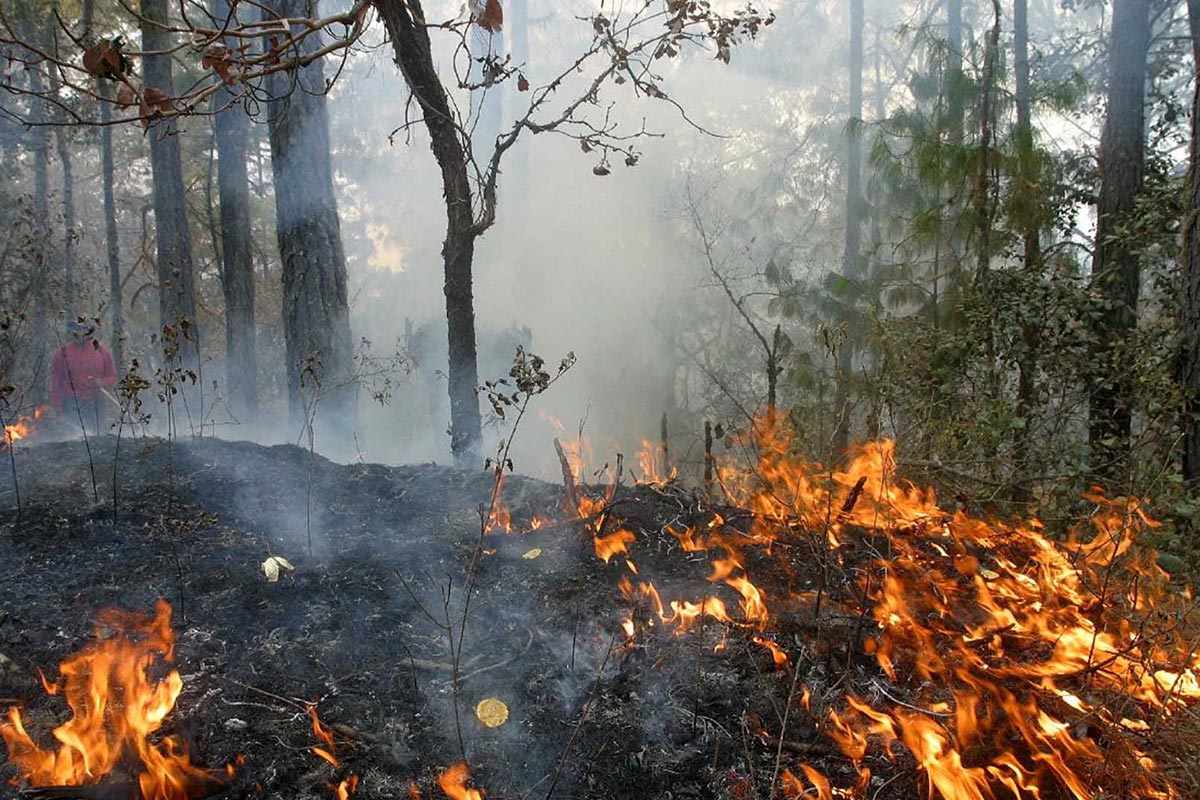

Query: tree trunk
left=1012, top=0, right=1041, bottom=499
left=946, top=0, right=964, bottom=142
left=1181, top=0, right=1200, bottom=486
left=141, top=0, right=199, bottom=358
left=263, top=0, right=355, bottom=438
left=1088, top=0, right=1150, bottom=482
left=832, top=0, right=863, bottom=458
left=29, top=28, right=51, bottom=401
left=211, top=0, right=258, bottom=423
left=376, top=0, right=482, bottom=466
left=100, top=86, right=123, bottom=367
left=55, top=128, right=75, bottom=313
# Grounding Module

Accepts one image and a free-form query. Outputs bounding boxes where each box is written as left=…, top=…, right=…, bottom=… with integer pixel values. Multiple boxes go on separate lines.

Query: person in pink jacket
left=50, top=321, right=117, bottom=434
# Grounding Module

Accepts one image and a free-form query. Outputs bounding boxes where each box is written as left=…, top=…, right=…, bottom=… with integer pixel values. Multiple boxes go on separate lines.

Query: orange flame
left=437, top=762, right=484, bottom=800
left=3, top=405, right=47, bottom=446
left=0, top=600, right=230, bottom=799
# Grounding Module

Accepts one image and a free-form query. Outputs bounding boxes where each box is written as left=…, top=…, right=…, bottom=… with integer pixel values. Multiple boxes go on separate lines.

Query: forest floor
left=0, top=435, right=1196, bottom=800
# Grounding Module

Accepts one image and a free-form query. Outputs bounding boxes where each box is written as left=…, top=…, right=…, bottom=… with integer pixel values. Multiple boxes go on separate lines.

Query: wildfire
left=575, top=415, right=1200, bottom=799
left=0, top=600, right=231, bottom=799
left=2, top=405, right=46, bottom=446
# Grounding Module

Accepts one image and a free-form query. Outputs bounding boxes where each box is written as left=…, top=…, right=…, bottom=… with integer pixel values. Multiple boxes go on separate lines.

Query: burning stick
left=553, top=437, right=580, bottom=513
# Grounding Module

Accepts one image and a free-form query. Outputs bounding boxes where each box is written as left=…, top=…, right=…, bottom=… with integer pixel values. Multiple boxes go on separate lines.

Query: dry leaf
left=82, top=38, right=129, bottom=80
left=470, top=0, right=503, bottom=33
left=475, top=697, right=508, bottom=728
left=262, top=555, right=295, bottom=582
left=522, top=548, right=542, bottom=560
left=517, top=73, right=529, bottom=92
left=115, top=83, right=137, bottom=109
left=202, top=44, right=238, bottom=86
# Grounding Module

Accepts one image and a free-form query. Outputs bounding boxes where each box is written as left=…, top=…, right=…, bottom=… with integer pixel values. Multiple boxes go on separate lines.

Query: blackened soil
left=0, top=435, right=895, bottom=800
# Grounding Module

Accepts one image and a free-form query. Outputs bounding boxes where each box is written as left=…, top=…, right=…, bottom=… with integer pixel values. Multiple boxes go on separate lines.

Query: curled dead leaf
left=592, top=163, right=611, bottom=176
left=202, top=44, right=238, bottom=86
left=517, top=73, right=529, bottom=92
left=262, top=555, right=295, bottom=582
left=82, top=38, right=130, bottom=81
left=115, top=83, right=137, bottom=110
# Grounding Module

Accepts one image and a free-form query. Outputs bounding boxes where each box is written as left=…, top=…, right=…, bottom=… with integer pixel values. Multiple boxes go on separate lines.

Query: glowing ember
left=0, top=600, right=231, bottom=799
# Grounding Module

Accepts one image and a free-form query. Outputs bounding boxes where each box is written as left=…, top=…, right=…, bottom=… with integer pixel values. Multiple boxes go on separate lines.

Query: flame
left=0, top=600, right=230, bottom=799
left=437, top=762, right=484, bottom=800
left=307, top=705, right=358, bottom=799
left=636, top=438, right=677, bottom=484
left=594, top=528, right=636, bottom=563
left=3, top=405, right=47, bottom=446
left=588, top=415, right=1198, bottom=799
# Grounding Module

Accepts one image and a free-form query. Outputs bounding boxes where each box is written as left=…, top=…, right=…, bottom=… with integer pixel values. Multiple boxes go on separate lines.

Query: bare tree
left=373, top=0, right=772, bottom=465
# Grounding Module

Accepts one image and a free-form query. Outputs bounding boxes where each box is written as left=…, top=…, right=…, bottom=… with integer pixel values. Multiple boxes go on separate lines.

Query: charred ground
left=0, top=435, right=897, bottom=800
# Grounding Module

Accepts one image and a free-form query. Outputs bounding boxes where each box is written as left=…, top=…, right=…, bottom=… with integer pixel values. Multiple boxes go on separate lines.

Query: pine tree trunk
left=1181, top=0, right=1200, bottom=486
left=141, top=0, right=199, bottom=357
left=211, top=0, right=257, bottom=423
left=1012, top=0, right=1041, bottom=499
left=263, top=0, right=355, bottom=438
left=55, top=128, right=75, bottom=313
left=946, top=0, right=964, bottom=142
left=1088, top=0, right=1150, bottom=481
left=100, top=86, right=123, bottom=367
left=29, top=28, right=51, bottom=401
left=376, top=0, right=482, bottom=466
left=832, top=0, right=864, bottom=458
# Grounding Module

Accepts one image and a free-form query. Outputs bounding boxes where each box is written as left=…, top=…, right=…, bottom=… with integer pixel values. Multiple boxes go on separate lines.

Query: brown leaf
left=82, top=38, right=128, bottom=80
left=517, top=73, right=529, bottom=92
left=202, top=44, right=238, bottom=85
left=592, top=163, right=610, bottom=176
left=144, top=87, right=171, bottom=113
left=115, top=83, right=137, bottom=109
left=472, top=0, right=503, bottom=33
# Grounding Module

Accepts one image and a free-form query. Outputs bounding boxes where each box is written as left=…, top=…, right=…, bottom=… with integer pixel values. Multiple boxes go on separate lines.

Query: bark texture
left=211, top=0, right=258, bottom=423
left=832, top=0, right=864, bottom=458
left=1088, top=0, right=1150, bottom=481
left=100, top=86, right=123, bottom=366
left=264, top=0, right=355, bottom=437
left=375, top=0, right=483, bottom=466
left=141, top=0, right=199, bottom=356
left=1182, top=0, right=1200, bottom=485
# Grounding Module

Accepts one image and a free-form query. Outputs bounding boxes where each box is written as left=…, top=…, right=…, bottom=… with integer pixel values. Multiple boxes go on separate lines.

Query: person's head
left=67, top=319, right=96, bottom=344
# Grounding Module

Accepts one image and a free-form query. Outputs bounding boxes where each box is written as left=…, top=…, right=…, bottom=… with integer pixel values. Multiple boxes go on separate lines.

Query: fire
left=307, top=705, right=358, bottom=799
left=437, top=762, right=484, bottom=800
left=0, top=600, right=230, bottom=799
left=636, top=438, right=677, bottom=484
left=574, top=414, right=1200, bottom=799
left=3, top=405, right=46, bottom=446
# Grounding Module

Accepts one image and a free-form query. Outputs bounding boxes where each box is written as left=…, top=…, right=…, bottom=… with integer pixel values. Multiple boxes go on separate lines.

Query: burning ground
left=0, top=432, right=1199, bottom=799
